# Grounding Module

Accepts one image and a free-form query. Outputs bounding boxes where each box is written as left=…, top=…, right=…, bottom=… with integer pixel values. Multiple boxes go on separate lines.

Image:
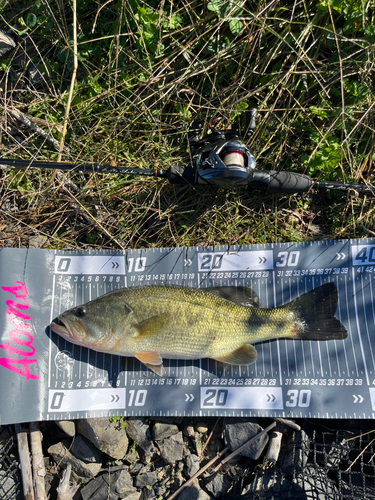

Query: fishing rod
left=1, top=109, right=374, bottom=195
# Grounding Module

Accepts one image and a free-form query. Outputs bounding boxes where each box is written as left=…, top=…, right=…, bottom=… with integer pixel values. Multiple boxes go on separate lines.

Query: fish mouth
left=50, top=317, right=87, bottom=344
left=50, top=317, right=70, bottom=336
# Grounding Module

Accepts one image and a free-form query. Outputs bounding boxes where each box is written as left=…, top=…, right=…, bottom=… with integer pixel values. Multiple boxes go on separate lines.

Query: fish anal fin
left=208, top=286, right=260, bottom=307
left=135, top=351, right=162, bottom=365
left=212, top=344, right=257, bottom=366
left=143, top=362, right=165, bottom=376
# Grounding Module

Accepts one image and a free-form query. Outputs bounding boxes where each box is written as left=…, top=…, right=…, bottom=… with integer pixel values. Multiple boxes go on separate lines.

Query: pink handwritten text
left=0, top=281, right=39, bottom=380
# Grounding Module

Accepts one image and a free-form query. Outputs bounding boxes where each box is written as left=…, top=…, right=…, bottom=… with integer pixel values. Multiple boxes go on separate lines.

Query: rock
left=0, top=31, right=15, bottom=57
left=177, top=478, right=212, bottom=500
left=205, top=473, right=231, bottom=498
left=126, top=418, right=153, bottom=454
left=48, top=436, right=102, bottom=481
left=224, top=418, right=269, bottom=460
left=114, top=469, right=137, bottom=498
left=195, top=422, right=209, bottom=434
left=279, top=429, right=310, bottom=474
left=81, top=468, right=137, bottom=500
left=55, top=420, right=75, bottom=437
left=76, top=418, right=128, bottom=459
left=185, top=453, right=200, bottom=478
left=135, top=471, right=158, bottom=488
left=158, top=432, right=184, bottom=464
left=126, top=492, right=142, bottom=500
left=152, top=422, right=179, bottom=441
left=294, top=465, right=340, bottom=499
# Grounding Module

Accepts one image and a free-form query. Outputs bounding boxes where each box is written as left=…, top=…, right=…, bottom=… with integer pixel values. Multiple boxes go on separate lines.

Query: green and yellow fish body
left=50, top=283, right=347, bottom=375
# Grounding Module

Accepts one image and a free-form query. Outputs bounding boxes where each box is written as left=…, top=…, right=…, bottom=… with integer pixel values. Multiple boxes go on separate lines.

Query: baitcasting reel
left=187, top=108, right=257, bottom=188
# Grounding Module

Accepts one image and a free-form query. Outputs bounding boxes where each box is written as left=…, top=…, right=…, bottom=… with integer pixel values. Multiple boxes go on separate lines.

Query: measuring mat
left=1, top=239, right=375, bottom=425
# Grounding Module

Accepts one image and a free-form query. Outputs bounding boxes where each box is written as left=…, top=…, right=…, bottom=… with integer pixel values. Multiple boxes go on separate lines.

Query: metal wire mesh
left=0, top=426, right=22, bottom=500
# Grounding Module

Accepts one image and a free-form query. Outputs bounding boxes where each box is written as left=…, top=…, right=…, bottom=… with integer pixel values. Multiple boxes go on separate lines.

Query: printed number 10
left=128, top=389, right=147, bottom=406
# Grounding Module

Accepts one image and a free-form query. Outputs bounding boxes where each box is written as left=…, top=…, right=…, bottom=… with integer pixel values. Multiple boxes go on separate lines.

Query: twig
left=7, top=109, right=68, bottom=152
left=199, top=417, right=221, bottom=458
left=15, top=423, right=35, bottom=500
left=56, top=463, right=79, bottom=500
left=275, top=418, right=301, bottom=432
left=166, top=446, right=230, bottom=500
left=52, top=0, right=78, bottom=181
left=29, top=422, right=47, bottom=500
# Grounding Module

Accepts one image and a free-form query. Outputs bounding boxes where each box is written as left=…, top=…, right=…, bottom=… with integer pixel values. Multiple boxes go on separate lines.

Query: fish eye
left=75, top=307, right=86, bottom=318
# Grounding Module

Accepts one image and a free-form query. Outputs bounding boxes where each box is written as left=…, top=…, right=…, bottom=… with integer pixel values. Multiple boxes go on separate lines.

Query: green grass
left=0, top=0, right=374, bottom=250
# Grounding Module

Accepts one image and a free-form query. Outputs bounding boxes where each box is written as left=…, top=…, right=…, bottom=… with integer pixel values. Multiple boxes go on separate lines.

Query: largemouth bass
left=50, top=282, right=347, bottom=375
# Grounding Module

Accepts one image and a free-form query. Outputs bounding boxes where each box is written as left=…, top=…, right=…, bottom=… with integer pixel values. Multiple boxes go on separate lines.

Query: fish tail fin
left=286, top=283, right=347, bottom=341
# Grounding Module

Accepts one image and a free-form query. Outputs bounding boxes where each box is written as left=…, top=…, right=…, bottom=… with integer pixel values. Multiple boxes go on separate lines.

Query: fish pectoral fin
left=134, top=352, right=165, bottom=376
left=212, top=344, right=258, bottom=365
left=133, top=315, right=169, bottom=338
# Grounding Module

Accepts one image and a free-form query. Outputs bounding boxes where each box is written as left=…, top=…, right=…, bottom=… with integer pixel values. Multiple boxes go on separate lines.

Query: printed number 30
left=285, top=389, right=311, bottom=407
left=276, top=251, right=300, bottom=267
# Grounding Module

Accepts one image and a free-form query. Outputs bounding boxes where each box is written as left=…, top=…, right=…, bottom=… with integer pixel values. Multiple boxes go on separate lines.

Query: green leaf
left=26, top=13, right=37, bottom=28
left=364, top=25, right=375, bottom=44
left=229, top=18, right=243, bottom=36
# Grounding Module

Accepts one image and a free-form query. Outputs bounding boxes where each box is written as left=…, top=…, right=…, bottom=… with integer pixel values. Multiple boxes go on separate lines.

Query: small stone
left=152, top=422, right=179, bottom=441
left=76, top=417, right=128, bottom=459
left=224, top=418, right=269, bottom=460
left=141, top=487, right=157, bottom=500
left=48, top=436, right=102, bottom=481
left=195, top=422, right=209, bottom=434
left=158, top=432, right=184, bottom=464
left=0, top=31, right=15, bottom=57
left=28, top=63, right=45, bottom=87
left=154, top=483, right=167, bottom=496
left=29, top=236, right=48, bottom=249
left=135, top=471, right=158, bottom=488
left=279, top=429, right=310, bottom=475
left=126, top=492, right=142, bottom=500
left=126, top=418, right=153, bottom=454
left=205, top=473, right=231, bottom=498
left=55, top=420, right=75, bottom=437
left=124, top=449, right=140, bottom=464
left=183, top=425, right=195, bottom=438
left=81, top=476, right=117, bottom=500
left=185, top=453, right=200, bottom=478
left=177, top=478, right=211, bottom=500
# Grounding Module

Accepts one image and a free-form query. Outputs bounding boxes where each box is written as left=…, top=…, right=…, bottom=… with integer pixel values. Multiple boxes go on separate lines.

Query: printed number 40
left=285, top=389, right=311, bottom=407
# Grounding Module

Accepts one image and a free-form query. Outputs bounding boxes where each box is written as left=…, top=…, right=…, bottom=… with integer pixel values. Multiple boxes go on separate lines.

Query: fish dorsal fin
left=134, top=352, right=164, bottom=376
left=132, top=315, right=169, bottom=338
left=212, top=344, right=258, bottom=365
left=207, top=286, right=260, bottom=307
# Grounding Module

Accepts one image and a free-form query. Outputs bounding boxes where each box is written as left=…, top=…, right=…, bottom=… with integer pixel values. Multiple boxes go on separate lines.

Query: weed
left=0, top=0, right=373, bottom=249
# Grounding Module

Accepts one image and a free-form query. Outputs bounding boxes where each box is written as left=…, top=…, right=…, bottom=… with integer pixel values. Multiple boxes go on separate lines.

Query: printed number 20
left=285, top=389, right=311, bottom=407
left=276, top=251, right=300, bottom=267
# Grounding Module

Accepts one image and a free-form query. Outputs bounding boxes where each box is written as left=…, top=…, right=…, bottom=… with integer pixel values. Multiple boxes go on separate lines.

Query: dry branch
left=15, top=423, right=34, bottom=500
left=29, top=422, right=47, bottom=500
